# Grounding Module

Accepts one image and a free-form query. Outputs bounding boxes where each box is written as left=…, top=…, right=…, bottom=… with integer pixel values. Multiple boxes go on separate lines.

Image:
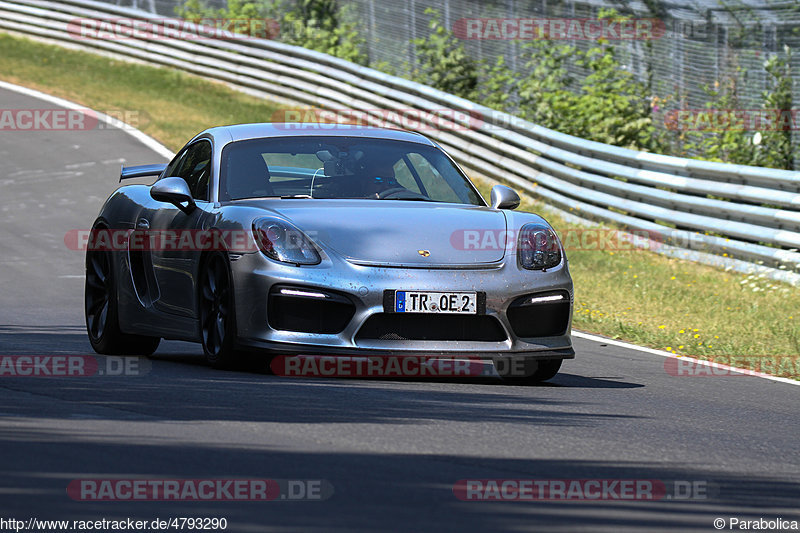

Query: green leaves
left=476, top=55, right=515, bottom=112
left=176, top=0, right=367, bottom=65
left=514, top=39, right=658, bottom=151
left=174, top=0, right=797, bottom=169
left=282, top=2, right=367, bottom=65
left=682, top=71, right=757, bottom=165
left=577, top=43, right=658, bottom=150
left=516, top=40, right=577, bottom=132
left=411, top=8, right=478, bottom=100
left=755, top=46, right=794, bottom=169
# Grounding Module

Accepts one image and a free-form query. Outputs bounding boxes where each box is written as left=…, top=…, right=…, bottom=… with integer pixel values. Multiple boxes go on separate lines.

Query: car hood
left=244, top=200, right=508, bottom=266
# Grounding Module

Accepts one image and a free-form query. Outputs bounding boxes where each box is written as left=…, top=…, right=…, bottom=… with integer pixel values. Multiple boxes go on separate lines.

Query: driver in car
left=357, top=159, right=403, bottom=199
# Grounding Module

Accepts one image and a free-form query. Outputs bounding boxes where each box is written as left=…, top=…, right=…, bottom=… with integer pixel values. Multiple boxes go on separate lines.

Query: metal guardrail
left=2, top=0, right=800, bottom=274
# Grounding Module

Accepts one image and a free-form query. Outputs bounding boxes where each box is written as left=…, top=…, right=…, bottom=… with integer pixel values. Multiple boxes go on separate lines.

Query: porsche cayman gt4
left=85, top=124, right=573, bottom=382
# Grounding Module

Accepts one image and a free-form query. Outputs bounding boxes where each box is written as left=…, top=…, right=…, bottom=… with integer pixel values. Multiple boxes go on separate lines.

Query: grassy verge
left=0, top=33, right=280, bottom=149
left=470, top=181, right=800, bottom=377
left=2, top=32, right=797, bottom=378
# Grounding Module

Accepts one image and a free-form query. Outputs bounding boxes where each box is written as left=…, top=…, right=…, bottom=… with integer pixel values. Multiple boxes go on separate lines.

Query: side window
left=169, top=141, right=212, bottom=201
left=392, top=159, right=421, bottom=194
left=407, top=153, right=460, bottom=203
left=163, top=149, right=187, bottom=180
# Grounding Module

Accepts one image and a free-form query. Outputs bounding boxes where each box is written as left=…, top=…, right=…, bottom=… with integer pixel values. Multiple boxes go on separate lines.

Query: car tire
left=85, top=238, right=160, bottom=356
left=198, top=252, right=239, bottom=368
left=494, top=357, right=562, bottom=384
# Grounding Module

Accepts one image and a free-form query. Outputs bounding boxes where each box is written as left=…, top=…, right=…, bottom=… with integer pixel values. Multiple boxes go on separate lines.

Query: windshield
left=219, top=136, right=484, bottom=205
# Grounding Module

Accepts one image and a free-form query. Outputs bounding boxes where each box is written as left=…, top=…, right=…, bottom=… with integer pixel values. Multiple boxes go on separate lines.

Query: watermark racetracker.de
left=0, top=108, right=150, bottom=131
left=0, top=355, right=150, bottom=377
left=452, top=18, right=666, bottom=41
left=67, top=478, right=334, bottom=501
left=66, top=17, right=279, bottom=40
left=271, top=107, right=483, bottom=131
left=65, top=228, right=316, bottom=253
left=450, top=228, right=664, bottom=252
left=665, top=356, right=800, bottom=379
left=271, top=355, right=571, bottom=380
left=453, top=479, right=714, bottom=501
left=271, top=355, right=502, bottom=379
left=664, top=109, right=800, bottom=132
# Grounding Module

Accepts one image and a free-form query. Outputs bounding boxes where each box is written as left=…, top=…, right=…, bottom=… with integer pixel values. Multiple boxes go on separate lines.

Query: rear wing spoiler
left=120, top=164, right=167, bottom=182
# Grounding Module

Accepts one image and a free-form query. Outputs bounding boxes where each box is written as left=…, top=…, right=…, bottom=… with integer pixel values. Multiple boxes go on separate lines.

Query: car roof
left=200, top=123, right=436, bottom=146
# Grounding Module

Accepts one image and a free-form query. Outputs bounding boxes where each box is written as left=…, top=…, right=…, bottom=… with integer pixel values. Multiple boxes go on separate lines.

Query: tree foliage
left=410, top=8, right=478, bottom=100
left=177, top=0, right=366, bottom=65
left=176, top=0, right=798, bottom=168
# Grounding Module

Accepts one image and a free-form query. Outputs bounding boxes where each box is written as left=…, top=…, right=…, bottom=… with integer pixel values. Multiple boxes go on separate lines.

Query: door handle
left=136, top=218, right=150, bottom=230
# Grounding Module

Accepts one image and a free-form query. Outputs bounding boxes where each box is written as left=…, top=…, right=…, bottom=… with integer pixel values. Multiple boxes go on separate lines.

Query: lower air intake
left=356, top=313, right=507, bottom=342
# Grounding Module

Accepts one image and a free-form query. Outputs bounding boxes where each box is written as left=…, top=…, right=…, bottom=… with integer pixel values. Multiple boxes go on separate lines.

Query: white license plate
left=395, top=291, right=477, bottom=314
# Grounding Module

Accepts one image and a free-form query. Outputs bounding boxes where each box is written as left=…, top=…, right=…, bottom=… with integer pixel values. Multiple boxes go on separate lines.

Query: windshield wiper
left=279, top=194, right=313, bottom=199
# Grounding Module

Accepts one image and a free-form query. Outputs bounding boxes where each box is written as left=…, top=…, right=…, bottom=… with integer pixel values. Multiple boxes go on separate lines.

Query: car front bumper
left=230, top=251, right=574, bottom=359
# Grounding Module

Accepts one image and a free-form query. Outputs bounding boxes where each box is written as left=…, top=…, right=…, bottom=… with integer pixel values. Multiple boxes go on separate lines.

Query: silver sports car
left=85, top=123, right=573, bottom=382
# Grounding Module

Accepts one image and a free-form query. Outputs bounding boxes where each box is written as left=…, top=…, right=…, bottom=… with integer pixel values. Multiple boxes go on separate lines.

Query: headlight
left=252, top=218, right=321, bottom=265
left=518, top=223, right=561, bottom=270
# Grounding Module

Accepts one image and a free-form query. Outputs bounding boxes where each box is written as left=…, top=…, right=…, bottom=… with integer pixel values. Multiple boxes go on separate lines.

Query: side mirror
left=150, top=177, right=196, bottom=213
left=490, top=184, right=520, bottom=210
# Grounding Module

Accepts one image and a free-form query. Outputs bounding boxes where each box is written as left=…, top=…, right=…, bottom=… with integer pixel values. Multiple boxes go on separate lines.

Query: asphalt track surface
left=1, top=86, right=799, bottom=532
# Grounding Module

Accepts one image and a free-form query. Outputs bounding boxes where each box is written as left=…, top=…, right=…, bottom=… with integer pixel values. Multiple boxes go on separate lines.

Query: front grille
left=507, top=290, right=571, bottom=338
left=268, top=285, right=355, bottom=334
left=356, top=313, right=507, bottom=342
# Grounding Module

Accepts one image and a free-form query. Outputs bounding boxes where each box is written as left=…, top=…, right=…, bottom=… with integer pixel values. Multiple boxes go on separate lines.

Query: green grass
left=470, top=180, right=800, bottom=377
left=0, top=33, right=280, bottom=150
left=2, top=32, right=798, bottom=378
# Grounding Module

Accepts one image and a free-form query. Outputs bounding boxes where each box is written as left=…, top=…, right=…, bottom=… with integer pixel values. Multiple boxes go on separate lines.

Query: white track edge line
left=0, top=80, right=175, bottom=159
left=572, top=330, right=800, bottom=386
